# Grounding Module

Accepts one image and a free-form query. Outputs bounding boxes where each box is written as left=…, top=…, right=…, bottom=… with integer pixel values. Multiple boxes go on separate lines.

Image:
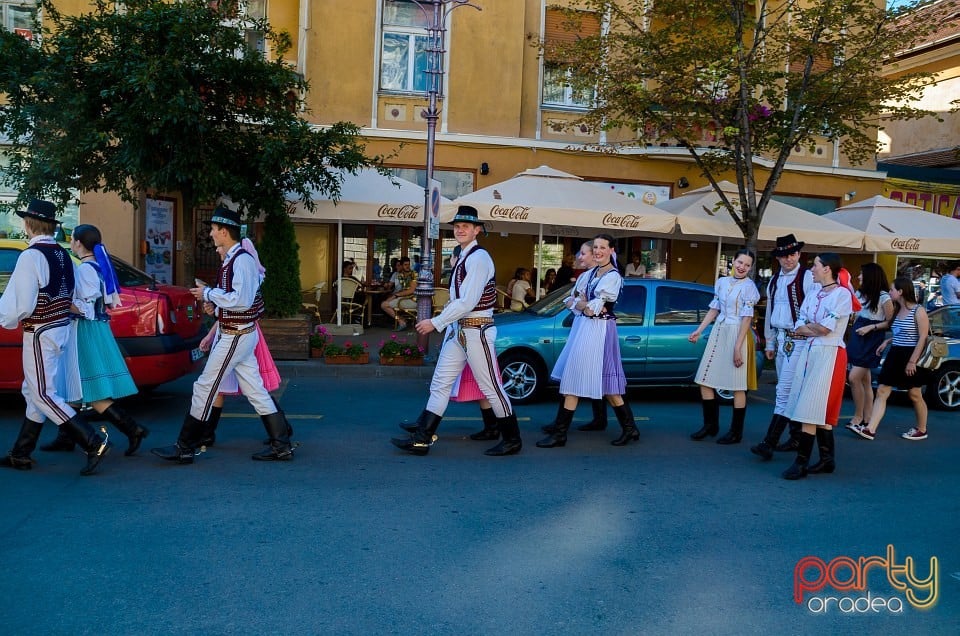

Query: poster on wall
left=145, top=197, right=175, bottom=284
left=589, top=181, right=673, bottom=206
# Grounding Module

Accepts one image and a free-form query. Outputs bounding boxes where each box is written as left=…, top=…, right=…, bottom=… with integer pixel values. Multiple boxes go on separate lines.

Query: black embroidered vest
left=22, top=243, right=75, bottom=329
left=768, top=264, right=808, bottom=325
left=217, top=248, right=265, bottom=327
left=453, top=245, right=497, bottom=311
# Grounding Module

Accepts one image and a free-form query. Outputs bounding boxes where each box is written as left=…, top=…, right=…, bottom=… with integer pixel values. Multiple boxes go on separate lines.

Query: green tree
left=0, top=0, right=377, bottom=316
left=548, top=0, right=942, bottom=252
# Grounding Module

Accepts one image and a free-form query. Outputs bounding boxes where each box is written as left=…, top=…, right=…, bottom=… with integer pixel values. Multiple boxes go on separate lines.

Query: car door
left=0, top=246, right=26, bottom=389
left=615, top=283, right=648, bottom=379
left=646, top=284, right=714, bottom=381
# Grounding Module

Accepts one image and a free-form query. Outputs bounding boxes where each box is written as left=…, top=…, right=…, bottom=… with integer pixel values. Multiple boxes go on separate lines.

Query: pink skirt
left=451, top=359, right=500, bottom=402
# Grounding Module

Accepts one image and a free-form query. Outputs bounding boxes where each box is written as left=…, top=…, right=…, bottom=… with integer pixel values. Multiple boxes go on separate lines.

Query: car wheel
left=925, top=363, right=960, bottom=411
left=499, top=351, right=544, bottom=404
left=715, top=388, right=735, bottom=403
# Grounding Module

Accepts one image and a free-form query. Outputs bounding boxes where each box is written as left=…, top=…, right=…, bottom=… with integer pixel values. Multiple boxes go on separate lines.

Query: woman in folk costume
left=537, top=234, right=639, bottom=448
left=781, top=253, right=854, bottom=479
left=196, top=238, right=282, bottom=447
left=688, top=249, right=760, bottom=444
left=40, top=224, right=148, bottom=456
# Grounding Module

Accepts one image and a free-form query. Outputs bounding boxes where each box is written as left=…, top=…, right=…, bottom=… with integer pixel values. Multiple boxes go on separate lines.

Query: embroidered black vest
left=217, top=248, right=265, bottom=327
left=768, top=264, right=808, bottom=325
left=453, top=245, right=497, bottom=311
left=22, top=243, right=75, bottom=329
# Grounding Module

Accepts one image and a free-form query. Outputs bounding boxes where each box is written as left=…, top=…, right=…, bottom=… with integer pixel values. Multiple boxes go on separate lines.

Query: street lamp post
left=406, top=0, right=480, bottom=354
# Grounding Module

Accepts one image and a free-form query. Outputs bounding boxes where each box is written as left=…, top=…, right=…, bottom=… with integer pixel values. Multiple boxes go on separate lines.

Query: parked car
left=0, top=238, right=207, bottom=391
left=495, top=278, right=765, bottom=404
left=866, top=304, right=960, bottom=411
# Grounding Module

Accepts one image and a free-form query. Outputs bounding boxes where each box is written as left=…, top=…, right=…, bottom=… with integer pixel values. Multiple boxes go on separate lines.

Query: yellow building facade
left=9, top=1, right=888, bottom=309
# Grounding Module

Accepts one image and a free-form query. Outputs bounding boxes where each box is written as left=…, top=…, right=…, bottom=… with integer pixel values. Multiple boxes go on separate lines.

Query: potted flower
left=310, top=325, right=330, bottom=358
left=323, top=340, right=370, bottom=364
left=378, top=334, right=425, bottom=366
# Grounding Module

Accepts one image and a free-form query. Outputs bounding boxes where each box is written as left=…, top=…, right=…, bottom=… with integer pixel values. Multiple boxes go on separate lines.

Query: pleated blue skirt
left=75, top=319, right=138, bottom=402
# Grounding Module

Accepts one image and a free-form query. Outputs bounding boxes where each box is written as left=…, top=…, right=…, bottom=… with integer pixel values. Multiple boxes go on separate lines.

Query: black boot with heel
left=782, top=431, right=816, bottom=480
left=750, top=414, right=789, bottom=460
left=151, top=415, right=207, bottom=465
left=807, top=427, right=836, bottom=474
left=485, top=413, right=522, bottom=456
left=577, top=399, right=608, bottom=432
left=717, top=407, right=746, bottom=445
left=0, top=418, right=44, bottom=470
left=469, top=407, right=500, bottom=441
left=610, top=402, right=639, bottom=446
left=102, top=404, right=149, bottom=456
left=392, top=410, right=442, bottom=456
left=690, top=398, right=720, bottom=440
left=61, top=415, right=112, bottom=476
left=536, top=407, right=573, bottom=448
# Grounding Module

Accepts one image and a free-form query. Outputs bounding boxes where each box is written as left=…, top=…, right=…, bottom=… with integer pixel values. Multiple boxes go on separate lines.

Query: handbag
left=914, top=309, right=948, bottom=370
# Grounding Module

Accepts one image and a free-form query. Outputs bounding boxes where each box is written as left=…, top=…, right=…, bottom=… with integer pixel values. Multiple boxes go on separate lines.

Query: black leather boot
left=807, top=428, right=836, bottom=474
left=782, top=431, right=816, bottom=480
left=611, top=402, right=639, bottom=446
left=0, top=418, right=44, bottom=470
left=262, top=397, right=294, bottom=444
left=775, top=420, right=801, bottom=452
left=469, top=407, right=500, bottom=441
left=540, top=402, right=566, bottom=435
left=578, top=399, right=609, bottom=431
left=690, top=398, right=720, bottom=440
left=750, top=414, right=789, bottom=460
left=485, top=413, right=522, bottom=456
left=102, top=403, right=149, bottom=456
left=391, top=410, right=442, bottom=456
left=252, top=411, right=294, bottom=461
left=717, top=407, right=745, bottom=445
left=536, top=407, right=573, bottom=448
left=39, top=424, right=75, bottom=452
left=150, top=415, right=206, bottom=464
left=61, top=415, right=112, bottom=476
left=201, top=405, right=222, bottom=448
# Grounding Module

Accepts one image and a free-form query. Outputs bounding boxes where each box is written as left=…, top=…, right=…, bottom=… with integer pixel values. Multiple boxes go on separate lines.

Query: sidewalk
left=281, top=323, right=439, bottom=378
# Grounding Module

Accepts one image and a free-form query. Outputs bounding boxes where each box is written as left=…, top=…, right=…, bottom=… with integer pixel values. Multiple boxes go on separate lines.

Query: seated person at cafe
left=625, top=253, right=646, bottom=277
left=507, top=267, right=534, bottom=311
left=336, top=260, right=366, bottom=314
left=381, top=256, right=418, bottom=330
left=541, top=268, right=557, bottom=294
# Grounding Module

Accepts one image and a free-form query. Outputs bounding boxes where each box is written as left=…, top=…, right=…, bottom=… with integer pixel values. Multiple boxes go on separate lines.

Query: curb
left=276, top=358, right=437, bottom=379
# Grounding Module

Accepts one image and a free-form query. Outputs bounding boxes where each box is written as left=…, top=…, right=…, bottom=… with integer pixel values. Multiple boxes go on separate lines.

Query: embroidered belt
left=219, top=324, right=256, bottom=336
left=459, top=317, right=494, bottom=329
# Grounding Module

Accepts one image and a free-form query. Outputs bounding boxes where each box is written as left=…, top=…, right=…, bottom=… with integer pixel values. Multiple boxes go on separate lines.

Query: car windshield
left=524, top=283, right=575, bottom=317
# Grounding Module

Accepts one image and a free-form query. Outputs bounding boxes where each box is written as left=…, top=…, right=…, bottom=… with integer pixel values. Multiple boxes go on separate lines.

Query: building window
left=1, top=1, right=36, bottom=40
left=380, top=0, right=431, bottom=93
left=213, top=0, right=266, bottom=54
left=542, top=8, right=599, bottom=109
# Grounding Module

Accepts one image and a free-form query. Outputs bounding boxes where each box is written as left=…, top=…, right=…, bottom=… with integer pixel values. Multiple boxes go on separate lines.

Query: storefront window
left=897, top=255, right=953, bottom=309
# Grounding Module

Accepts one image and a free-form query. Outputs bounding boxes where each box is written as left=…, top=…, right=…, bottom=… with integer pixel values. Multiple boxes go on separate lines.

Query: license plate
left=190, top=347, right=205, bottom=362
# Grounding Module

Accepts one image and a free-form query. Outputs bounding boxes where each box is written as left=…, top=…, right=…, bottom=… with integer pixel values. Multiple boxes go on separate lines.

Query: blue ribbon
left=93, top=244, right=121, bottom=297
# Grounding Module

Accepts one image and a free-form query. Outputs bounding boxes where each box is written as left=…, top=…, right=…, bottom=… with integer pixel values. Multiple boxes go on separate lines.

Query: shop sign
left=490, top=204, right=531, bottom=220
left=377, top=204, right=420, bottom=220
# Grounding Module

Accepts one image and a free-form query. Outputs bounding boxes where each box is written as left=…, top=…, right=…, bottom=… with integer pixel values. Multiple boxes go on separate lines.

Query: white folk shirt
left=202, top=243, right=263, bottom=324
left=0, top=236, right=78, bottom=329
left=764, top=266, right=818, bottom=347
left=431, top=240, right=495, bottom=332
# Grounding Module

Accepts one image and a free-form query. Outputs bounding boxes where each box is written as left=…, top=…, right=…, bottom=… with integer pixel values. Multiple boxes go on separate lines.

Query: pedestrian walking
left=537, top=234, right=638, bottom=448
left=0, top=200, right=111, bottom=475
left=844, top=263, right=893, bottom=431
left=40, top=224, right=147, bottom=456
left=689, top=248, right=759, bottom=444
left=852, top=276, right=930, bottom=442
left=391, top=205, right=521, bottom=456
left=151, top=207, right=294, bottom=464
left=753, top=234, right=818, bottom=456
left=781, top=253, right=853, bottom=479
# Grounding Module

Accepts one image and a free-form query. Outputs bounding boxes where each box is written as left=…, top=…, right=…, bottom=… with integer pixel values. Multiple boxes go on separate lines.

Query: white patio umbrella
left=445, top=165, right=678, bottom=296
left=822, top=195, right=960, bottom=255
left=285, top=168, right=451, bottom=326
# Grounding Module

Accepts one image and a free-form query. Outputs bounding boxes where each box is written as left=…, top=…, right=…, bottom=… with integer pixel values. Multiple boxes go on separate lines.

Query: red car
left=0, top=239, right=206, bottom=391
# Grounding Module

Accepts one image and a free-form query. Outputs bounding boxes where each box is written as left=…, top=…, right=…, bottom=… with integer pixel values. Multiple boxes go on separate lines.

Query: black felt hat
left=207, top=206, right=242, bottom=228
left=15, top=199, right=60, bottom=224
left=772, top=233, right=804, bottom=256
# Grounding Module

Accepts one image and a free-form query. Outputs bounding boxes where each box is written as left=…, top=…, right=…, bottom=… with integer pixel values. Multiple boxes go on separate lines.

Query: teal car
left=494, top=278, right=764, bottom=404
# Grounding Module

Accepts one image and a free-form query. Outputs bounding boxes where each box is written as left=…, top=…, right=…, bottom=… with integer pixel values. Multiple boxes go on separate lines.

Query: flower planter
left=325, top=353, right=370, bottom=365
left=310, top=347, right=324, bottom=358
left=379, top=356, right=424, bottom=366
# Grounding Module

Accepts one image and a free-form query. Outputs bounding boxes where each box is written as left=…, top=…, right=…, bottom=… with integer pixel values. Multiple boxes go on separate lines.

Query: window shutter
left=544, top=8, right=600, bottom=63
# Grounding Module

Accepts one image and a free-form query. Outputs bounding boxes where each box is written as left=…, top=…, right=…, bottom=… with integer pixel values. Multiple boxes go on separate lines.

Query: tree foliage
left=549, top=0, right=943, bottom=249
left=0, top=0, right=379, bottom=316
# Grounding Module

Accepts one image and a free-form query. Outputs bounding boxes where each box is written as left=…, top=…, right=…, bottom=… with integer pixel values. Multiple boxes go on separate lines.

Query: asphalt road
left=1, top=366, right=957, bottom=635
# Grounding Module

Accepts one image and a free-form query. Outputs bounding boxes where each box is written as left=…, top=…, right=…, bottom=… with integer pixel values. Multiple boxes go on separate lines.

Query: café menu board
left=145, top=197, right=175, bottom=284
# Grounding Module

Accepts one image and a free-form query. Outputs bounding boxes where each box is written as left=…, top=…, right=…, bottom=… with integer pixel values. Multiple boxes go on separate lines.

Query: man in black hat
left=151, top=206, right=294, bottom=464
left=751, top=233, right=819, bottom=459
left=0, top=199, right=111, bottom=475
left=391, top=205, right=522, bottom=456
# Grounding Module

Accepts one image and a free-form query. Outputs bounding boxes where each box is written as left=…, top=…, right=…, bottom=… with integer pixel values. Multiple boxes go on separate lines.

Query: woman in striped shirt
left=853, top=277, right=930, bottom=441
